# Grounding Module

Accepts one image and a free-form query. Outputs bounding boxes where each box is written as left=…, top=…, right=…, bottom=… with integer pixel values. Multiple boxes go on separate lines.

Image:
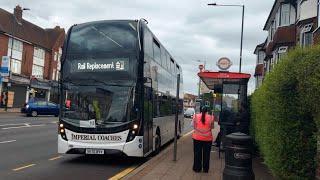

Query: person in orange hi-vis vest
left=191, top=106, right=214, bottom=173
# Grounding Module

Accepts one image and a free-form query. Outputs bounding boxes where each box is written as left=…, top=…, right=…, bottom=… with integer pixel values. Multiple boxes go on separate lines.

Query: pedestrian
left=192, top=105, right=214, bottom=173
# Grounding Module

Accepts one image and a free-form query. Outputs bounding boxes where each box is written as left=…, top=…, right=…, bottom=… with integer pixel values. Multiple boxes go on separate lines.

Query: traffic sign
left=1, top=56, right=10, bottom=77
left=217, top=57, right=232, bottom=71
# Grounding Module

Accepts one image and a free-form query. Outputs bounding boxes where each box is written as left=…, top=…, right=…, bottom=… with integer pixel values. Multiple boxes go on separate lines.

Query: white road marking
left=0, top=123, right=27, bottom=127
left=2, top=124, right=45, bottom=130
left=0, top=140, right=16, bottom=144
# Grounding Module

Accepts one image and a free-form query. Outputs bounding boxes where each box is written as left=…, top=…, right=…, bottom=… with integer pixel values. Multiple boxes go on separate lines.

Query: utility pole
left=208, top=3, right=245, bottom=73
left=173, top=74, right=180, bottom=161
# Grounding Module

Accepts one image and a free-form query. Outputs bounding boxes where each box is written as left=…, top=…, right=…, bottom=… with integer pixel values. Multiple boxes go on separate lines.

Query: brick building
left=183, top=93, right=197, bottom=111
left=253, top=0, right=319, bottom=88
left=0, top=6, right=65, bottom=108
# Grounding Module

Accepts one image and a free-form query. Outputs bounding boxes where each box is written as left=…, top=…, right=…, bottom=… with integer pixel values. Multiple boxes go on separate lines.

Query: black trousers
left=193, top=139, right=212, bottom=172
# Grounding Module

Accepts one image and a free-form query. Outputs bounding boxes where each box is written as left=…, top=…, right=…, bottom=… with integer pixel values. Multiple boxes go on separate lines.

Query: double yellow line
left=109, top=166, right=136, bottom=180
left=109, top=130, right=193, bottom=179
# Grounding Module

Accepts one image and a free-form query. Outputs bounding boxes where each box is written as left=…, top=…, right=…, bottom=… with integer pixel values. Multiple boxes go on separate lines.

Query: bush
left=251, top=46, right=320, bottom=179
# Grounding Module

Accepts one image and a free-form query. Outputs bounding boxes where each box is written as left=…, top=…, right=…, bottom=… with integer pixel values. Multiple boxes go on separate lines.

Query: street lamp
left=5, top=6, right=30, bottom=111
left=208, top=3, right=245, bottom=73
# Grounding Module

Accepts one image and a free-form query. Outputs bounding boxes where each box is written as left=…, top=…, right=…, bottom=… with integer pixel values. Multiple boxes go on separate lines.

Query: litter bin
left=223, top=132, right=254, bottom=180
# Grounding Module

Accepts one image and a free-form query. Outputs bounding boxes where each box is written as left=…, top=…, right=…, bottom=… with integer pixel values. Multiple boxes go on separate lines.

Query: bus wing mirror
left=144, top=77, right=152, bottom=84
left=143, top=77, right=148, bottom=83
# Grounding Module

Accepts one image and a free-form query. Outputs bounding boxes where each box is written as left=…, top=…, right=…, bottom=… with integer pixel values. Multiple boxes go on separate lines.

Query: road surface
left=0, top=113, right=145, bottom=180
left=0, top=113, right=193, bottom=180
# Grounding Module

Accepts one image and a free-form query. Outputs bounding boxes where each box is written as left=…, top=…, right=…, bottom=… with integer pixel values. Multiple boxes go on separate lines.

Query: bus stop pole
left=173, top=74, right=180, bottom=161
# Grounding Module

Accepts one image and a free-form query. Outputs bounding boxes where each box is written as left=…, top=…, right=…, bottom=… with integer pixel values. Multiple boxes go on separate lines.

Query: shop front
left=1, top=74, right=30, bottom=108
left=29, top=78, right=51, bottom=102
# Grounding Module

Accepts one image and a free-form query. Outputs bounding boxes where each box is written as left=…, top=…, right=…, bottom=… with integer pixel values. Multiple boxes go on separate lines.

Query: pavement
left=123, top=121, right=275, bottom=180
left=0, top=108, right=21, bottom=113
left=0, top=112, right=144, bottom=180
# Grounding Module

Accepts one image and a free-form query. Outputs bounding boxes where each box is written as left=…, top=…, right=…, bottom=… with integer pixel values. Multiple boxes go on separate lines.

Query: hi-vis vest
left=192, top=113, right=214, bottom=141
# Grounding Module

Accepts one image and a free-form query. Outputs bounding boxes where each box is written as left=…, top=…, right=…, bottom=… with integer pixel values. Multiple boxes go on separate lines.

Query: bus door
left=143, top=86, right=153, bottom=154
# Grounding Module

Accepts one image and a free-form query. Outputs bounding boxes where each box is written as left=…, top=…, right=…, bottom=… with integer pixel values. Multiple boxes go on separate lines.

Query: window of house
left=278, top=46, right=288, bottom=61
left=270, top=58, right=274, bottom=71
left=32, top=47, right=45, bottom=79
left=258, top=51, right=265, bottom=64
left=275, top=10, right=280, bottom=28
left=278, top=46, right=288, bottom=54
left=281, top=4, right=290, bottom=26
left=300, top=24, right=313, bottom=47
left=272, top=50, right=278, bottom=65
left=272, top=21, right=276, bottom=39
left=7, top=38, right=23, bottom=74
left=268, top=28, right=272, bottom=42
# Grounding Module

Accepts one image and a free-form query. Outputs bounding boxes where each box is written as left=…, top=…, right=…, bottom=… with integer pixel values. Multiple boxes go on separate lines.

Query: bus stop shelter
left=198, top=71, right=251, bottom=144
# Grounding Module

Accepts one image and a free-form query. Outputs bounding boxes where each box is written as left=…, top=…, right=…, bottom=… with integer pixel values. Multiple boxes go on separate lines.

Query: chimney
left=14, top=5, right=23, bottom=23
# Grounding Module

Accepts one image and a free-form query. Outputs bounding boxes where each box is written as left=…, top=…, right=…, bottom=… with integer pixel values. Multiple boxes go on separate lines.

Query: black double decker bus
left=58, top=19, right=183, bottom=157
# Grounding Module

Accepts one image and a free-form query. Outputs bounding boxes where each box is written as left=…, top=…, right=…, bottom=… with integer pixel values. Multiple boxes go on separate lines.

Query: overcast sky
left=1, top=0, right=274, bottom=95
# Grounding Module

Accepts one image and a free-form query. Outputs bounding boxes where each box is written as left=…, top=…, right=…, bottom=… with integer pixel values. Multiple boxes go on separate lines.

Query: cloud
left=1, top=0, right=274, bottom=95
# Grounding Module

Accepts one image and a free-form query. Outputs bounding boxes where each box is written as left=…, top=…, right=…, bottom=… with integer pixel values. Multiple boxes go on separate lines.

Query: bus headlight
left=126, top=129, right=136, bottom=142
left=59, top=123, right=68, bottom=141
left=126, top=122, right=140, bottom=142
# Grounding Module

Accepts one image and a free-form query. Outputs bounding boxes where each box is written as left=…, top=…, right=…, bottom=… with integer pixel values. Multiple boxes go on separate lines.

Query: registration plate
left=85, top=149, right=104, bottom=154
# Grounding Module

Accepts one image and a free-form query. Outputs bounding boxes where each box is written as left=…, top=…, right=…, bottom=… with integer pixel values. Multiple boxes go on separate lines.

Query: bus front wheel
left=155, top=134, right=161, bottom=154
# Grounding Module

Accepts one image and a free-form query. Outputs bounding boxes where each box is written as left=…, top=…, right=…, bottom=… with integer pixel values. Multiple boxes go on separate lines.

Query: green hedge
left=251, top=46, right=320, bottom=179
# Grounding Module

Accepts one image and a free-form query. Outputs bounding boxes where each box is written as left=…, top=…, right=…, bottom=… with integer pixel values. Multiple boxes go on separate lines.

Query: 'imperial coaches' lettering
left=58, top=19, right=184, bottom=157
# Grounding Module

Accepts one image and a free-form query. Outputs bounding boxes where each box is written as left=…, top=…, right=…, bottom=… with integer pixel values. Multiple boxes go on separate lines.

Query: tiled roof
left=0, top=8, right=65, bottom=50
left=254, top=64, right=264, bottom=77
